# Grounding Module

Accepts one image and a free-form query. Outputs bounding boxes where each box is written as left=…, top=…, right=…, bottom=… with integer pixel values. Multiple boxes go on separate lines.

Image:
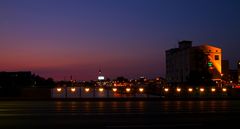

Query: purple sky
left=0, top=0, right=240, bottom=81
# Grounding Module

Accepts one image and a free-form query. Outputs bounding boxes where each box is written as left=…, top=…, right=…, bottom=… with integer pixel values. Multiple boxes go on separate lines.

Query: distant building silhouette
left=166, top=41, right=222, bottom=85
left=222, top=60, right=230, bottom=82
left=229, top=69, right=238, bottom=84
left=237, top=61, right=240, bottom=84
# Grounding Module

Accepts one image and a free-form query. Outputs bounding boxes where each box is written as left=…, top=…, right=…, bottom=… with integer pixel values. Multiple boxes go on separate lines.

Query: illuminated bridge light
left=200, top=88, right=204, bottom=92
left=112, top=88, right=117, bottom=92
left=71, top=88, right=76, bottom=92
left=126, top=88, right=131, bottom=92
left=222, top=88, right=227, bottom=92
left=139, top=88, right=144, bottom=92
left=99, top=88, right=104, bottom=92
left=164, top=88, right=169, bottom=92
left=188, top=88, right=193, bottom=92
left=211, top=88, right=216, bottom=92
left=85, top=88, right=90, bottom=92
left=176, top=88, right=181, bottom=92
left=57, top=88, right=62, bottom=92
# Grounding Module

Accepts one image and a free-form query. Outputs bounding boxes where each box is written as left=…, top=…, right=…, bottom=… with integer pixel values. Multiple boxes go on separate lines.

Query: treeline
left=0, top=72, right=55, bottom=97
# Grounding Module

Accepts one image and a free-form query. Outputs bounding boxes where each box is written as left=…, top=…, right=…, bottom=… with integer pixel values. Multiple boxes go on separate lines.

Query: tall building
left=166, top=41, right=222, bottom=84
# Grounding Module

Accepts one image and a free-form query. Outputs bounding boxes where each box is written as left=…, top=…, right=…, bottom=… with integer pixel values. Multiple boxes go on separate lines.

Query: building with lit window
left=166, top=41, right=222, bottom=84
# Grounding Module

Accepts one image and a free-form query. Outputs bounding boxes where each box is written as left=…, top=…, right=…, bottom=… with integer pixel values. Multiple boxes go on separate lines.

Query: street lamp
left=71, top=88, right=76, bottom=92
left=139, top=88, right=144, bottom=92
left=176, top=88, right=181, bottom=92
left=222, top=88, right=227, bottom=92
left=85, top=88, right=90, bottom=92
left=188, top=88, right=193, bottom=92
left=99, top=88, right=104, bottom=92
left=126, top=88, right=131, bottom=92
left=57, top=88, right=62, bottom=92
left=211, top=88, right=216, bottom=92
left=112, top=88, right=117, bottom=92
left=164, top=88, right=169, bottom=92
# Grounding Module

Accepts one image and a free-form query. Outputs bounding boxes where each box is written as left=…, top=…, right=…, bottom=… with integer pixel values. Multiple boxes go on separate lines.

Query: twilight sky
left=0, top=0, right=240, bottom=81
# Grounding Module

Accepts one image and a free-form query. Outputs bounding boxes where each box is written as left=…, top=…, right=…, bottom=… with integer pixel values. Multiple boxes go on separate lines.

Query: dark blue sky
left=0, top=0, right=240, bottom=80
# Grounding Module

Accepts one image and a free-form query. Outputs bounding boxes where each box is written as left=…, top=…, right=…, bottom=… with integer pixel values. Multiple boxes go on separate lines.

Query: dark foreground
left=0, top=100, right=239, bottom=129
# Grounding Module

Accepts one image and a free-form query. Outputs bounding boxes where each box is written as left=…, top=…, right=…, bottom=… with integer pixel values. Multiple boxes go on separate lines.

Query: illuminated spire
left=98, top=69, right=105, bottom=81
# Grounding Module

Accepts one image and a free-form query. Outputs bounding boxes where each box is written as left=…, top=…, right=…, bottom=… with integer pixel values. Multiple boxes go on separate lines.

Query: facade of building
left=166, top=41, right=222, bottom=84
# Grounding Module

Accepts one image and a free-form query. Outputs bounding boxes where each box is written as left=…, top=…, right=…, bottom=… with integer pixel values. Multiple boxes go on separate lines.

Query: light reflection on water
left=0, top=100, right=239, bottom=128
left=0, top=100, right=237, bottom=115
left=50, top=100, right=236, bottom=114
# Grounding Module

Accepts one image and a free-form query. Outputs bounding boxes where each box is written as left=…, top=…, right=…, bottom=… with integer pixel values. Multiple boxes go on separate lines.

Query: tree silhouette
left=115, top=76, right=129, bottom=82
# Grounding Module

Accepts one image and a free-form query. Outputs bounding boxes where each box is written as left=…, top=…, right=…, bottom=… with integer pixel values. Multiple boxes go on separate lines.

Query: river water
left=0, top=100, right=239, bottom=128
